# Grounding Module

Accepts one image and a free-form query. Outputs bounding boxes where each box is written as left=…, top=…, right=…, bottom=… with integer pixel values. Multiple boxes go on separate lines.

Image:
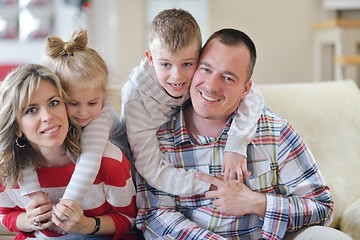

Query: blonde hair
left=0, top=64, right=82, bottom=189
left=149, top=8, right=202, bottom=53
left=41, top=28, right=109, bottom=96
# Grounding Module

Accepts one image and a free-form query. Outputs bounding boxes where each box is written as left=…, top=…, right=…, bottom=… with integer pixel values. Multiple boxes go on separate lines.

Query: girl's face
left=66, top=86, right=103, bottom=127
left=17, top=80, right=69, bottom=152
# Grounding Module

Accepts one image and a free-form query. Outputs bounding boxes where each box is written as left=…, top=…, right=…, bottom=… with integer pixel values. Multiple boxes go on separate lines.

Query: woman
left=0, top=64, right=137, bottom=239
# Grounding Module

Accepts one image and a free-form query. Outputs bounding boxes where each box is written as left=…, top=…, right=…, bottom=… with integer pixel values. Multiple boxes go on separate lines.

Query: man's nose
left=205, top=75, right=221, bottom=89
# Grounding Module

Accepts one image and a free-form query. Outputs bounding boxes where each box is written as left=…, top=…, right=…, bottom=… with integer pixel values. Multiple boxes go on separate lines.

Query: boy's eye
left=183, top=63, right=193, bottom=68
left=160, top=63, right=171, bottom=68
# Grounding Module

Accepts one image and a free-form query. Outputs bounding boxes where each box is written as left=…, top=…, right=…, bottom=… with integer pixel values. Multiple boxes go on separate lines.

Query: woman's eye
left=49, top=100, right=60, bottom=108
left=25, top=107, right=37, bottom=115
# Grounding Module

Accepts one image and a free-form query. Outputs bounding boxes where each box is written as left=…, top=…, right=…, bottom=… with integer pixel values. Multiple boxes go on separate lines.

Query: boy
left=121, top=8, right=264, bottom=195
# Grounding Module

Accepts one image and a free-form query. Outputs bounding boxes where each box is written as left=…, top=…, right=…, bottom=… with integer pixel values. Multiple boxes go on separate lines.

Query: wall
left=208, top=0, right=321, bottom=84
left=0, top=0, right=324, bottom=112
left=88, top=0, right=323, bottom=88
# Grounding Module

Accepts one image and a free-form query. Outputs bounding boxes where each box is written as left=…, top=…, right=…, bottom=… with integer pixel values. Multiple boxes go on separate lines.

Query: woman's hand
left=21, top=191, right=54, bottom=232
left=52, top=199, right=94, bottom=235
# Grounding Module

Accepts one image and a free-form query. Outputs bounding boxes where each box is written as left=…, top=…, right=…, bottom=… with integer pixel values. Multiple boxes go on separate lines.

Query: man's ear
left=244, top=79, right=253, bottom=96
left=145, top=50, right=154, bottom=66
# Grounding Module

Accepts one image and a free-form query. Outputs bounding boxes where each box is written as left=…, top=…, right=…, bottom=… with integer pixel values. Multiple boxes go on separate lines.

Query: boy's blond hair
left=41, top=28, right=108, bottom=95
left=149, top=8, right=202, bottom=53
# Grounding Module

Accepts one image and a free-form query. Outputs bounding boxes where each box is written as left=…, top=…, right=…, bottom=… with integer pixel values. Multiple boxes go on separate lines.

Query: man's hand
left=222, top=152, right=249, bottom=185
left=196, top=173, right=266, bottom=218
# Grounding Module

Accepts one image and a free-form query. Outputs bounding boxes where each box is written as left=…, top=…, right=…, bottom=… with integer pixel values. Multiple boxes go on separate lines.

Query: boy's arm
left=123, top=93, right=210, bottom=196
left=222, top=85, right=264, bottom=182
left=225, top=84, right=264, bottom=157
left=62, top=101, right=112, bottom=202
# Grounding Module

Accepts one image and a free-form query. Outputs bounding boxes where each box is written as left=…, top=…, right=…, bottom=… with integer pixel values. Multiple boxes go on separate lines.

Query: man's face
left=147, top=41, right=200, bottom=98
left=190, top=39, right=252, bottom=121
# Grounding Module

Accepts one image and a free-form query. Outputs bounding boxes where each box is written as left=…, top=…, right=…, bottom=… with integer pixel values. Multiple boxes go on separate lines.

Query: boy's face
left=66, top=86, right=103, bottom=127
left=147, top=41, right=200, bottom=98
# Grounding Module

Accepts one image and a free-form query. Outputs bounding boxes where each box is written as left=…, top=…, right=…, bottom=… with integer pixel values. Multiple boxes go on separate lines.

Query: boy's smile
left=147, top=41, right=200, bottom=98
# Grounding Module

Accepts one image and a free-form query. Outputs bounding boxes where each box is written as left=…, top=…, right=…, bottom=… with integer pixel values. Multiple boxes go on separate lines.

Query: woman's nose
left=41, top=108, right=54, bottom=122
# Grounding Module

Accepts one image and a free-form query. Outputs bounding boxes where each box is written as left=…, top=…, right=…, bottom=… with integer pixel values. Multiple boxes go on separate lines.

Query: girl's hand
left=52, top=199, right=94, bottom=235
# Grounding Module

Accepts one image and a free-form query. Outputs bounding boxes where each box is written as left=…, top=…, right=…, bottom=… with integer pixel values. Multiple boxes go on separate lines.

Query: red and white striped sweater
left=0, top=142, right=137, bottom=240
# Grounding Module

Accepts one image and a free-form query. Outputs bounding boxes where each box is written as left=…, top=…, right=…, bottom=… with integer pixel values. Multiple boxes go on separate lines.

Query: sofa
left=1, top=80, right=359, bottom=239
left=257, top=80, right=360, bottom=239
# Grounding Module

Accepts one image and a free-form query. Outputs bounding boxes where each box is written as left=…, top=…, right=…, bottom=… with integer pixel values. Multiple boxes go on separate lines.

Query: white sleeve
left=62, top=101, right=112, bottom=201
left=124, top=93, right=210, bottom=196
left=18, top=168, right=42, bottom=196
left=225, top=84, right=264, bottom=157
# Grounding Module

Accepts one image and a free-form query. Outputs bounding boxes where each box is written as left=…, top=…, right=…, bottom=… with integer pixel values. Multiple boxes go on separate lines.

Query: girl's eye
left=89, top=102, right=97, bottom=106
left=67, top=101, right=78, bottom=106
left=25, top=106, right=37, bottom=115
left=183, top=63, right=193, bottom=68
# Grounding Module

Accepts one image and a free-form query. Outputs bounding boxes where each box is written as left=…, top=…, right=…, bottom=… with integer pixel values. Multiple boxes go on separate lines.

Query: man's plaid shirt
left=135, top=107, right=333, bottom=240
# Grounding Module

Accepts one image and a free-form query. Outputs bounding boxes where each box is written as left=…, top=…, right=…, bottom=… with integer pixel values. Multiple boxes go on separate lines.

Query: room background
left=1, top=0, right=358, bottom=102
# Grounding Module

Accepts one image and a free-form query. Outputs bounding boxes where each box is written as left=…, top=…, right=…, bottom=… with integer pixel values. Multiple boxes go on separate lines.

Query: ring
left=61, top=216, right=67, bottom=222
left=33, top=217, right=41, bottom=227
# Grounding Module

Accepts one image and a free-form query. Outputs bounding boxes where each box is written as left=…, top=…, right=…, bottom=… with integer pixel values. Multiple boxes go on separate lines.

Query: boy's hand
left=222, top=152, right=249, bottom=185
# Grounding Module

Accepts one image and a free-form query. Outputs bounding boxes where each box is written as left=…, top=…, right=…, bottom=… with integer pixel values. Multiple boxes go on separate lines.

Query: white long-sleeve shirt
left=121, top=58, right=264, bottom=195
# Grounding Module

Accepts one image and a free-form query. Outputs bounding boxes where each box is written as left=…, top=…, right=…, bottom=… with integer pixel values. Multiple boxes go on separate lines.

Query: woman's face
left=17, top=80, right=69, bottom=152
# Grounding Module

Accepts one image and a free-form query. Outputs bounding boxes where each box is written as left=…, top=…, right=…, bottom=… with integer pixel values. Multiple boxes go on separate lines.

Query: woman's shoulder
left=100, top=141, right=131, bottom=170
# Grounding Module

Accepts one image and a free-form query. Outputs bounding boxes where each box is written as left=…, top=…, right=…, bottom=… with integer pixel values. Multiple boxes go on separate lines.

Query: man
left=135, top=28, right=350, bottom=239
